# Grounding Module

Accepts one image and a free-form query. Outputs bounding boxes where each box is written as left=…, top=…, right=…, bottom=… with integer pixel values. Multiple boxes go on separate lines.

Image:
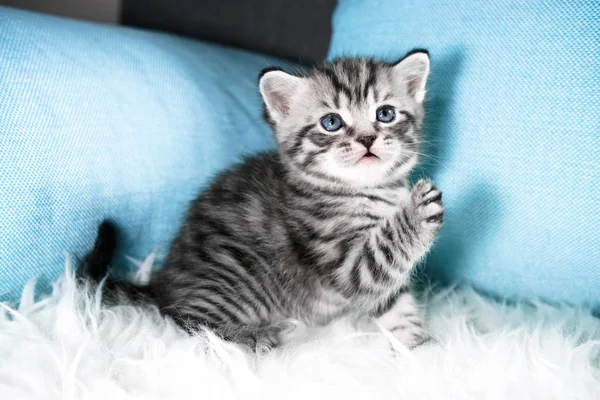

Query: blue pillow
left=329, top=1, right=600, bottom=305
left=0, top=7, right=287, bottom=301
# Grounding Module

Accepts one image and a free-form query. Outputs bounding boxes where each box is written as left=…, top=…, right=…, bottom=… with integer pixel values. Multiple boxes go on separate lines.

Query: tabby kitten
left=80, top=50, right=443, bottom=348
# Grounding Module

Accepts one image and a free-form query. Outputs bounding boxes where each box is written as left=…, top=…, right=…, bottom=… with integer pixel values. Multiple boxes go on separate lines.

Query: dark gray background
left=1, top=0, right=121, bottom=24
left=1, top=0, right=335, bottom=62
left=122, top=0, right=336, bottom=62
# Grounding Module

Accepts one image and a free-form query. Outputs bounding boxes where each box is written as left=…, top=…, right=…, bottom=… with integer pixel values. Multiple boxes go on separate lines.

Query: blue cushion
left=0, top=7, right=287, bottom=301
left=329, top=1, right=600, bottom=305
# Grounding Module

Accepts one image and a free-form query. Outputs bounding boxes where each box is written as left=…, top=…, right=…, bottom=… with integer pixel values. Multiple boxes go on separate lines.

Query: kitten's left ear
left=392, top=50, right=430, bottom=103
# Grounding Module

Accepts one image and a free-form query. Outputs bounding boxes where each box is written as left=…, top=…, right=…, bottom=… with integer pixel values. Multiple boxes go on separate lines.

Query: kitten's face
left=260, top=53, right=430, bottom=188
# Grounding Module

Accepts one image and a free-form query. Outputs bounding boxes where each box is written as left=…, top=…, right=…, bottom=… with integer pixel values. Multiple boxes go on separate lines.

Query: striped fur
left=81, top=52, right=442, bottom=348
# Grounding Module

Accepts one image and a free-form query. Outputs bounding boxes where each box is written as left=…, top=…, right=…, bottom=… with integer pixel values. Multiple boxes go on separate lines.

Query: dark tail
left=78, top=220, right=153, bottom=303
left=78, top=220, right=118, bottom=282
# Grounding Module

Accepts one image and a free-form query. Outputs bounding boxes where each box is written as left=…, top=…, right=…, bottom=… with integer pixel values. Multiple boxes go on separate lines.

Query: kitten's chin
left=324, top=160, right=396, bottom=188
left=324, top=154, right=418, bottom=188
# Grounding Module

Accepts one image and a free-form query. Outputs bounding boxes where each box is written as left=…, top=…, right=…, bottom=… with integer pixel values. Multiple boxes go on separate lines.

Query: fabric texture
left=1, top=260, right=599, bottom=399
left=0, top=7, right=287, bottom=301
left=329, top=0, right=600, bottom=306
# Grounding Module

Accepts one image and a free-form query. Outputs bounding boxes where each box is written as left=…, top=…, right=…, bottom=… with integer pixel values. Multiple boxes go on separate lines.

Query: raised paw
left=411, top=179, right=444, bottom=229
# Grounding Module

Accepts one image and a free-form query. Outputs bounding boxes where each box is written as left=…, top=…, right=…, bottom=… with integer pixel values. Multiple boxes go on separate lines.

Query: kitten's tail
left=78, top=220, right=153, bottom=303
left=78, top=220, right=118, bottom=282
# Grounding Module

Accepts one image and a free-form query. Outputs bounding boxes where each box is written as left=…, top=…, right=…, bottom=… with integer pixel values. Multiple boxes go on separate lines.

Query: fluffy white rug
left=1, top=259, right=599, bottom=400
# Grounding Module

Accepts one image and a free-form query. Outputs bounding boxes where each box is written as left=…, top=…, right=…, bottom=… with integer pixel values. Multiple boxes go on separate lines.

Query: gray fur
left=87, top=53, right=443, bottom=348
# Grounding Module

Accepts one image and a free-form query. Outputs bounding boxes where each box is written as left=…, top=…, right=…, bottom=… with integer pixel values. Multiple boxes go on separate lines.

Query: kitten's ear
left=259, top=68, right=304, bottom=123
left=392, top=51, right=430, bottom=103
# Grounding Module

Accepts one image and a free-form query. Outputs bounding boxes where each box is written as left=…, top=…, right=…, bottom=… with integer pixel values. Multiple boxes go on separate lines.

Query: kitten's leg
left=372, top=288, right=428, bottom=348
left=334, top=179, right=443, bottom=299
left=398, top=179, right=444, bottom=263
left=366, top=179, right=440, bottom=348
left=215, top=320, right=297, bottom=349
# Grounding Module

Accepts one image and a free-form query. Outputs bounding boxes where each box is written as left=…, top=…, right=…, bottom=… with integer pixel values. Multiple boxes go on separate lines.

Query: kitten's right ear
left=259, top=68, right=304, bottom=123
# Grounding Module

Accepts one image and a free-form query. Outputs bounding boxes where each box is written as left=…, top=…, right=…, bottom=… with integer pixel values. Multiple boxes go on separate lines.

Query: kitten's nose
left=357, top=135, right=376, bottom=150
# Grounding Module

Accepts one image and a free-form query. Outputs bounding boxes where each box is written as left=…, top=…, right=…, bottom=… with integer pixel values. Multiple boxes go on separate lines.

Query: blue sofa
left=0, top=7, right=287, bottom=300
left=1, top=2, right=599, bottom=308
left=329, top=0, right=600, bottom=307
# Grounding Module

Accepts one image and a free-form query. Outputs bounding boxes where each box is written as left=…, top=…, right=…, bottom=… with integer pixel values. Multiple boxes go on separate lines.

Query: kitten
left=79, top=50, right=443, bottom=348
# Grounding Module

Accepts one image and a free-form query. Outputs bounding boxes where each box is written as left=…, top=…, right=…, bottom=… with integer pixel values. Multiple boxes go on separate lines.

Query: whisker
left=418, top=139, right=450, bottom=145
left=412, top=152, right=444, bottom=162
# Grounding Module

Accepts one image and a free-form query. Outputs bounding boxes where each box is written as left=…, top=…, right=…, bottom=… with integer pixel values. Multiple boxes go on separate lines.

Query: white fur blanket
left=1, top=259, right=599, bottom=399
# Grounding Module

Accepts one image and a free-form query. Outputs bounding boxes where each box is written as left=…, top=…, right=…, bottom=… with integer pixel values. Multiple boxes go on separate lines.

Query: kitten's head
left=259, top=51, right=430, bottom=188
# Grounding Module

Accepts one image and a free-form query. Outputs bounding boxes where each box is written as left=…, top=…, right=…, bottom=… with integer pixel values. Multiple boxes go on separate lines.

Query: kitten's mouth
left=357, top=151, right=380, bottom=165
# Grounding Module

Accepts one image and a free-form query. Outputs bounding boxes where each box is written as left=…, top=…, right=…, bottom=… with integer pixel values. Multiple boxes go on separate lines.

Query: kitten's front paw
left=390, top=326, right=432, bottom=349
left=411, top=179, right=444, bottom=231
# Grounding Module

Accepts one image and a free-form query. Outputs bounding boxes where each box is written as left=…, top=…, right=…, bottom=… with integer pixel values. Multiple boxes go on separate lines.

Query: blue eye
left=376, top=106, right=395, bottom=123
left=320, top=114, right=343, bottom=132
